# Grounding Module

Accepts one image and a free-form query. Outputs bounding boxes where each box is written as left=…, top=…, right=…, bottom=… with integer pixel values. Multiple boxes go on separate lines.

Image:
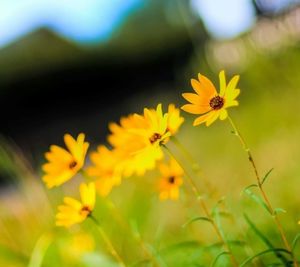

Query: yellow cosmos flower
left=158, top=158, right=183, bottom=201
left=87, top=146, right=122, bottom=197
left=42, top=133, right=89, bottom=188
left=108, top=104, right=166, bottom=176
left=107, top=104, right=183, bottom=177
left=181, top=70, right=240, bottom=126
left=56, top=182, right=95, bottom=227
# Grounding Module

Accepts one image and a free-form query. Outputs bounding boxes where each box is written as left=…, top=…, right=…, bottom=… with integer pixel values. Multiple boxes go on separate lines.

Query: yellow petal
left=226, top=88, right=240, bottom=101
left=225, top=99, right=239, bottom=108
left=182, top=93, right=201, bottom=104
left=219, top=109, right=228, bottom=120
left=226, top=75, right=240, bottom=94
left=198, top=73, right=217, bottom=97
left=80, top=182, right=95, bottom=209
left=206, top=111, right=220, bottom=126
left=64, top=197, right=82, bottom=210
left=181, top=104, right=210, bottom=115
left=50, top=145, right=72, bottom=162
left=193, top=112, right=213, bottom=126
left=64, top=134, right=77, bottom=155
left=219, top=70, right=226, bottom=96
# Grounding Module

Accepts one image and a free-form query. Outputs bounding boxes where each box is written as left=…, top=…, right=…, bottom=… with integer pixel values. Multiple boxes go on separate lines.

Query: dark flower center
left=149, top=133, right=162, bottom=144
left=80, top=205, right=92, bottom=216
left=168, top=176, right=176, bottom=184
left=209, top=96, right=224, bottom=110
left=69, top=160, right=77, bottom=169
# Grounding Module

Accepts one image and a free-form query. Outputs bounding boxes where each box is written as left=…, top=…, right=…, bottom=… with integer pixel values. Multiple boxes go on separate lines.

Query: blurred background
left=1, top=0, right=300, bottom=266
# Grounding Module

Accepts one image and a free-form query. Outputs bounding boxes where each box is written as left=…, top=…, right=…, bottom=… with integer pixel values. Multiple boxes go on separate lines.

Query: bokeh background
left=1, top=0, right=300, bottom=266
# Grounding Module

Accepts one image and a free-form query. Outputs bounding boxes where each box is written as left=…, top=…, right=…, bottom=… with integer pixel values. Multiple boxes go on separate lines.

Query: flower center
left=149, top=133, right=162, bottom=144
left=168, top=176, right=175, bottom=184
left=80, top=205, right=92, bottom=216
left=69, top=160, right=77, bottom=170
left=209, top=95, right=224, bottom=110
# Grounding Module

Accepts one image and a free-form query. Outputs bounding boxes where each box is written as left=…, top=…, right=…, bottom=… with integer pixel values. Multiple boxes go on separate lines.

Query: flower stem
left=171, top=136, right=218, bottom=196
left=82, top=170, right=161, bottom=267
left=104, top=199, right=162, bottom=267
left=162, top=144, right=239, bottom=267
left=89, top=215, right=126, bottom=267
left=227, top=115, right=298, bottom=267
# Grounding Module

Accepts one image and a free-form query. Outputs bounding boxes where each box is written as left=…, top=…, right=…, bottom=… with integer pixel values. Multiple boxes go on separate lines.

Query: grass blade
left=182, top=216, right=212, bottom=228
left=292, top=233, right=300, bottom=252
left=28, top=232, right=53, bottom=267
left=243, top=189, right=271, bottom=214
left=240, top=248, right=292, bottom=267
left=244, top=214, right=290, bottom=266
left=210, top=251, right=230, bottom=267
left=261, top=168, right=274, bottom=185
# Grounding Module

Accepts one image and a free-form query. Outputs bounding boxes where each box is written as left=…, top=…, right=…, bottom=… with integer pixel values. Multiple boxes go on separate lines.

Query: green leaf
left=273, top=208, right=287, bottom=215
left=240, top=248, right=292, bottom=267
left=210, top=251, right=230, bottom=267
left=212, top=206, right=226, bottom=242
left=211, top=197, right=226, bottom=215
left=242, top=184, right=258, bottom=193
left=182, top=216, right=212, bottom=228
left=28, top=232, right=53, bottom=267
left=292, top=233, right=300, bottom=252
left=244, top=214, right=290, bottom=266
left=243, top=188, right=271, bottom=214
left=261, top=168, right=274, bottom=185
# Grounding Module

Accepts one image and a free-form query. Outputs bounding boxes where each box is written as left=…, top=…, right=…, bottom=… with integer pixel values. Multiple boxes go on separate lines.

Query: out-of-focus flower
left=108, top=104, right=183, bottom=177
left=87, top=146, right=122, bottom=197
left=63, top=232, right=95, bottom=261
left=56, top=182, right=95, bottom=227
left=167, top=104, right=185, bottom=135
left=42, top=133, right=89, bottom=188
left=181, top=70, right=240, bottom=126
left=158, top=158, right=183, bottom=201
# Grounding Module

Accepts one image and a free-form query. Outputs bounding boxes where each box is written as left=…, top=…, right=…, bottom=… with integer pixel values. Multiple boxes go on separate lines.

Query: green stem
left=82, top=170, right=161, bottom=267
left=89, top=215, right=126, bottom=267
left=162, top=144, right=239, bottom=267
left=171, top=136, right=218, bottom=196
left=227, top=115, right=298, bottom=267
left=104, top=199, right=162, bottom=267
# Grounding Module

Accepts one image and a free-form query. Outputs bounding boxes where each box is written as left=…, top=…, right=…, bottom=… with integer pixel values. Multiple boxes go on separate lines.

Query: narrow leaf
left=28, top=232, right=53, bottom=267
left=210, top=251, right=230, bottom=267
left=182, top=216, right=212, bottom=228
left=292, top=233, right=300, bottom=252
left=273, top=208, right=287, bottom=216
left=240, top=248, right=291, bottom=267
left=243, top=188, right=271, bottom=214
left=244, top=214, right=290, bottom=266
left=261, top=168, right=274, bottom=185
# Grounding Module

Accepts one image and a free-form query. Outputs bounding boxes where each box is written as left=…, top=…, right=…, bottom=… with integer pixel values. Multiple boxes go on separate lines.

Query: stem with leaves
left=227, top=115, right=298, bottom=267
left=162, top=144, right=239, bottom=267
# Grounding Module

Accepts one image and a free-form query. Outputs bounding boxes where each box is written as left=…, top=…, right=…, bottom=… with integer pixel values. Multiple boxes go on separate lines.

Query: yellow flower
left=158, top=158, right=183, bottom=201
left=167, top=104, right=185, bottom=135
left=108, top=104, right=174, bottom=177
left=87, top=146, right=122, bottom=197
left=181, top=70, right=240, bottom=126
left=56, top=182, right=95, bottom=227
left=42, top=133, right=89, bottom=188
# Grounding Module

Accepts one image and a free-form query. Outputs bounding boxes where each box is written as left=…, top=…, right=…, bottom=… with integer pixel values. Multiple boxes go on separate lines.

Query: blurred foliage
left=1, top=1, right=300, bottom=266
